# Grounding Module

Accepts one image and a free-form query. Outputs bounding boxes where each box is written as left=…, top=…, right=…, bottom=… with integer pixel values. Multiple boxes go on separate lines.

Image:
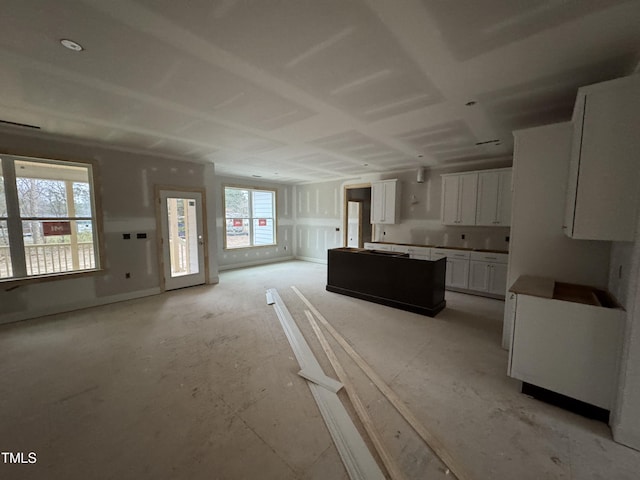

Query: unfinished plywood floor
left=1, top=261, right=639, bottom=479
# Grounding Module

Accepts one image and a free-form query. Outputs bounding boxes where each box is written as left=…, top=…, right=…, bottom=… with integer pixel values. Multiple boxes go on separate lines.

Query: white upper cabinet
left=441, top=173, right=478, bottom=225
left=476, top=169, right=512, bottom=226
left=564, top=75, right=640, bottom=241
left=442, top=168, right=512, bottom=226
left=371, top=179, right=400, bottom=224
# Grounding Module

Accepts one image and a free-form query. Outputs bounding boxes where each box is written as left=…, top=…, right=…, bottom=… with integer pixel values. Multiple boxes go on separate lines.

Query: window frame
left=0, top=153, right=104, bottom=286
left=222, top=184, right=277, bottom=250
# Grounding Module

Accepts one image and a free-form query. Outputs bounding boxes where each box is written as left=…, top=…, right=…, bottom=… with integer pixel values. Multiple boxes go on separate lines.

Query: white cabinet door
left=469, top=260, right=490, bottom=291
left=565, top=76, right=640, bottom=241
left=441, top=175, right=460, bottom=225
left=475, top=172, right=500, bottom=226
left=448, top=257, right=469, bottom=289
left=441, top=173, right=477, bottom=225
left=371, top=182, right=386, bottom=223
left=496, top=170, right=512, bottom=226
left=371, top=180, right=399, bottom=224
left=476, top=170, right=512, bottom=226
left=382, top=180, right=398, bottom=224
left=488, top=262, right=508, bottom=296
left=458, top=173, right=478, bottom=225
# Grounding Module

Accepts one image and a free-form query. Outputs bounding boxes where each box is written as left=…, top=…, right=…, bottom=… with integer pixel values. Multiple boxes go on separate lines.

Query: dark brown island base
left=326, top=247, right=447, bottom=317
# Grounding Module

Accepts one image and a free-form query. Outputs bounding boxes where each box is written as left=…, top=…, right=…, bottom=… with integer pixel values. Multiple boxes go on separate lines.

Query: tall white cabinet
left=564, top=75, right=640, bottom=241
left=371, top=179, right=400, bottom=224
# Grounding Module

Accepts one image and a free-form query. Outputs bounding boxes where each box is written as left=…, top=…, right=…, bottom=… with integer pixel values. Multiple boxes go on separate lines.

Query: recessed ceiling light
left=417, top=154, right=423, bottom=158
left=465, top=101, right=477, bottom=106
left=60, top=39, right=84, bottom=52
left=252, top=174, right=262, bottom=178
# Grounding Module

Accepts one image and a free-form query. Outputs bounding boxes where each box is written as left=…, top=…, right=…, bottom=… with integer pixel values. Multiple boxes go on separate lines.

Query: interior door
left=347, top=201, right=361, bottom=248
left=159, top=190, right=206, bottom=290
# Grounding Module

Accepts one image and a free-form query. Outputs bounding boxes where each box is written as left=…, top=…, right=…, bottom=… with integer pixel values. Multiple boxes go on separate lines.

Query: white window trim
left=0, top=153, right=102, bottom=283
left=223, top=185, right=277, bottom=250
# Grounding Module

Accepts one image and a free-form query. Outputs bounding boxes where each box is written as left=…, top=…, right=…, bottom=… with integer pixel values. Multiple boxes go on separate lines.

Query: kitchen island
left=326, top=247, right=446, bottom=317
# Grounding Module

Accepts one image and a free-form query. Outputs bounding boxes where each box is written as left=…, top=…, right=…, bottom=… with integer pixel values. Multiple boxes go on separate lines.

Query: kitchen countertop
left=509, top=275, right=622, bottom=308
left=368, top=241, right=508, bottom=255
left=509, top=275, right=555, bottom=298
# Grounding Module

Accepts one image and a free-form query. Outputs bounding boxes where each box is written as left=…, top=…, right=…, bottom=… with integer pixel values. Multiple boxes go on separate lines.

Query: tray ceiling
left=0, top=0, right=638, bottom=183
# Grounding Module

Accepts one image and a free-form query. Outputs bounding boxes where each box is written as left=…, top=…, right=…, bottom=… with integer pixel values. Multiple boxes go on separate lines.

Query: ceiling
left=0, top=0, right=638, bottom=184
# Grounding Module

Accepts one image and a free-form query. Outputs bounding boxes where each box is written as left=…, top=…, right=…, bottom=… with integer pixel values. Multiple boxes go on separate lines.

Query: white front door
left=159, top=190, right=206, bottom=290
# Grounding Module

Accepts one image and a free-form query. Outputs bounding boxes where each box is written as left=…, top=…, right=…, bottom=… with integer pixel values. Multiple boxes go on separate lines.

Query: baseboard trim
left=612, top=423, right=640, bottom=451
left=295, top=256, right=327, bottom=265
left=0, top=287, right=162, bottom=326
left=218, top=256, right=295, bottom=271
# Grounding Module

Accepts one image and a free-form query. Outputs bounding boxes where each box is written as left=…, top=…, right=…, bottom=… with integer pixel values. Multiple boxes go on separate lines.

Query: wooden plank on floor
left=305, top=310, right=407, bottom=480
left=292, top=286, right=471, bottom=480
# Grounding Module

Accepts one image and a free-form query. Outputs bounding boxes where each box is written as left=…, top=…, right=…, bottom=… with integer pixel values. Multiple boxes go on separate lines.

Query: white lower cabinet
left=508, top=276, right=624, bottom=410
left=469, top=261, right=491, bottom=291
left=408, top=246, right=431, bottom=260
left=432, top=249, right=471, bottom=289
left=468, top=252, right=509, bottom=296
left=363, top=242, right=392, bottom=251
left=448, top=258, right=470, bottom=289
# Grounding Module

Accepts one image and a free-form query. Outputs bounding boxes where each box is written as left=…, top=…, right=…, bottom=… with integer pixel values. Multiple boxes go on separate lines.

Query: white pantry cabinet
left=476, top=169, right=512, bottom=226
left=441, top=173, right=477, bottom=225
left=564, top=75, right=640, bottom=241
left=371, top=179, right=400, bottom=224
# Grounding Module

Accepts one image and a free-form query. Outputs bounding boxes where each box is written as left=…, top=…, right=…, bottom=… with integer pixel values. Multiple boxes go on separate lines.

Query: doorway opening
left=157, top=188, right=207, bottom=291
left=343, top=184, right=372, bottom=248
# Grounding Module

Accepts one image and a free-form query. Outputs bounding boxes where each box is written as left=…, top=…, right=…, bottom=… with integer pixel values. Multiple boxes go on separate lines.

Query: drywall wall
left=610, top=227, right=640, bottom=450
left=503, top=122, right=611, bottom=348
left=295, top=179, right=344, bottom=263
left=0, top=127, right=219, bottom=324
left=376, top=165, right=511, bottom=250
left=216, top=175, right=294, bottom=270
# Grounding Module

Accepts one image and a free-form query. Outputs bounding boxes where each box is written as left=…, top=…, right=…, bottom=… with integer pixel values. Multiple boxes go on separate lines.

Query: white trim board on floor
left=266, top=288, right=385, bottom=480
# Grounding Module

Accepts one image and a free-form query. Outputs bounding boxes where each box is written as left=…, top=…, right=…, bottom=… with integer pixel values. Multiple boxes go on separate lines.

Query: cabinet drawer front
left=433, top=248, right=471, bottom=259
left=391, top=245, right=411, bottom=253
left=470, top=251, right=508, bottom=263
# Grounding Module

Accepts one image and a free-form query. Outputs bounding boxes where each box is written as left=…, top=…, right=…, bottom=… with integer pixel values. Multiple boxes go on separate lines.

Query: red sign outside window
left=43, top=221, right=72, bottom=236
left=232, top=219, right=243, bottom=227
left=258, top=219, right=267, bottom=226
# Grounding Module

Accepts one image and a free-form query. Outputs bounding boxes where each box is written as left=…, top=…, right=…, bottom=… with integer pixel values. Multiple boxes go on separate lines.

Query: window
left=224, top=186, right=276, bottom=249
left=0, top=154, right=100, bottom=281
